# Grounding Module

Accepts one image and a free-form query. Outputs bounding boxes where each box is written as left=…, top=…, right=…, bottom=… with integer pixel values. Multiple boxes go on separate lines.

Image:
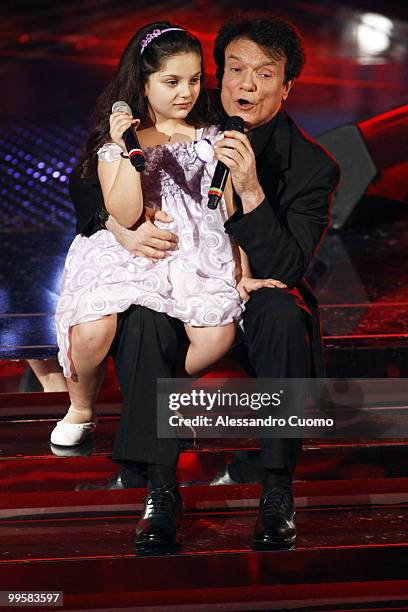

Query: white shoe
left=50, top=419, right=96, bottom=446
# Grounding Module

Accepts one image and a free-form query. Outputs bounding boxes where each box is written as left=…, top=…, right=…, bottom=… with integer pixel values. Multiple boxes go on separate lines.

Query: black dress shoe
left=135, top=484, right=183, bottom=552
left=210, top=465, right=238, bottom=486
left=253, top=486, right=296, bottom=551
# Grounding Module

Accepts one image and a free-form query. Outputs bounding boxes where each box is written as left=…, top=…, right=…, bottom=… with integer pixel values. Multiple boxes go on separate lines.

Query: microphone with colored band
left=208, top=115, right=245, bottom=210
left=111, top=101, right=145, bottom=172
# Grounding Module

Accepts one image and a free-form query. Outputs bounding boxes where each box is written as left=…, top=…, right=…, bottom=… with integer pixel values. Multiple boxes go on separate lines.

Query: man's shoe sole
left=253, top=536, right=296, bottom=551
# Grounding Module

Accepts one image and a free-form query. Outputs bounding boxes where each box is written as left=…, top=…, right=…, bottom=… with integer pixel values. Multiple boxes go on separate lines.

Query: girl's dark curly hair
left=80, top=21, right=211, bottom=177
left=214, top=15, right=305, bottom=88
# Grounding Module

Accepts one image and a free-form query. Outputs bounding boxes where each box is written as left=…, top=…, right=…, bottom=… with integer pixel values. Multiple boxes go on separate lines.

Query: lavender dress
left=55, top=126, right=244, bottom=377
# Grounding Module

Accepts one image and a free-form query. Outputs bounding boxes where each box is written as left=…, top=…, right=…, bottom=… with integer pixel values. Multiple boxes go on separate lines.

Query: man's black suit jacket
left=225, top=110, right=340, bottom=376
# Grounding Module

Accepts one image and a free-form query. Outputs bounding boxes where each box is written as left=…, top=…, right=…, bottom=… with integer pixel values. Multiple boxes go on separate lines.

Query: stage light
left=356, top=13, right=393, bottom=55
left=1, top=124, right=85, bottom=230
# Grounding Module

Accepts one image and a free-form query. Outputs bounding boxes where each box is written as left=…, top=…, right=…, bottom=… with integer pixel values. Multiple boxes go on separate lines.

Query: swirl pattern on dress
left=55, top=126, right=244, bottom=377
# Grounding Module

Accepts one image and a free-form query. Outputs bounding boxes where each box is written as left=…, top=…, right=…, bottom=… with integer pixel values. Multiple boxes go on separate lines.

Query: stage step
left=2, top=333, right=408, bottom=378
left=325, top=335, right=408, bottom=378
left=1, top=415, right=408, bottom=498
left=1, top=501, right=407, bottom=610
left=1, top=480, right=408, bottom=521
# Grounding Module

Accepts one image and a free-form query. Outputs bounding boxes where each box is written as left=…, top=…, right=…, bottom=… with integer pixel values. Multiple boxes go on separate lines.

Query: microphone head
left=112, top=100, right=132, bottom=115
left=224, top=115, right=245, bottom=133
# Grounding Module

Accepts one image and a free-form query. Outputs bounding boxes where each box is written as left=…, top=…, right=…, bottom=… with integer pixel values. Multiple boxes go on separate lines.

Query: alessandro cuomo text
left=169, top=415, right=334, bottom=428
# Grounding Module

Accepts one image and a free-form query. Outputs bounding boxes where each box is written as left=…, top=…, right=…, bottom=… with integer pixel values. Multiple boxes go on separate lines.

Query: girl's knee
left=186, top=323, right=235, bottom=352
left=72, top=317, right=116, bottom=352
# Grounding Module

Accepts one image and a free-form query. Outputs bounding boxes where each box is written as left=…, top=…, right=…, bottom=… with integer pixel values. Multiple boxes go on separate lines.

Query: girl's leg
left=64, top=314, right=117, bottom=424
left=184, top=323, right=236, bottom=376
left=28, top=358, right=68, bottom=392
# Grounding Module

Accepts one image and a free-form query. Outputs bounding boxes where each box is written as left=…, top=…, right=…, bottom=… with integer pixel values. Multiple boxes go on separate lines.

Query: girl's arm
left=98, top=113, right=144, bottom=229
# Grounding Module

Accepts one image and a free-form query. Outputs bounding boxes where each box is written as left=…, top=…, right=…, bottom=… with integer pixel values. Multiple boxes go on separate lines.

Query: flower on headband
left=140, top=29, right=162, bottom=54
left=140, top=27, right=184, bottom=55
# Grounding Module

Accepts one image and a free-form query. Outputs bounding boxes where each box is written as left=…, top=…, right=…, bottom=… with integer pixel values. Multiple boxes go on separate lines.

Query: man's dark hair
left=214, top=15, right=305, bottom=87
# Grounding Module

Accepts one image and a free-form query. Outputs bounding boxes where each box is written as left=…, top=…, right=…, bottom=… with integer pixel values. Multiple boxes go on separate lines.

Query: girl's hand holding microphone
left=109, top=111, right=140, bottom=153
left=109, top=101, right=145, bottom=172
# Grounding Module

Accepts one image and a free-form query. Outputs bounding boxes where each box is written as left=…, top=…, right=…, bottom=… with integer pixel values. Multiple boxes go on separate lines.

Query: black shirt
left=247, top=112, right=279, bottom=158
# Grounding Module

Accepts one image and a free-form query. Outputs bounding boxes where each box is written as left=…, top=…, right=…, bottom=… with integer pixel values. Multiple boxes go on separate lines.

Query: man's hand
left=106, top=207, right=178, bottom=261
left=237, top=276, right=287, bottom=302
left=214, top=130, right=265, bottom=213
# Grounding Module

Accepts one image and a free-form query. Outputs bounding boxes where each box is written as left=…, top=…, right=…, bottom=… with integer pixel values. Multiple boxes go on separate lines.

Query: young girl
left=51, top=22, right=281, bottom=447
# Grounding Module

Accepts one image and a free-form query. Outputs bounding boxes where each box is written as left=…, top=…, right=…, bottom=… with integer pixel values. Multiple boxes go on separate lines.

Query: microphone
left=111, top=101, right=145, bottom=172
left=208, top=115, right=245, bottom=210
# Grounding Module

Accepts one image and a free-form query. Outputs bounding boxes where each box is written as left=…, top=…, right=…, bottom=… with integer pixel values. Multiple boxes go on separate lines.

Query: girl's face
left=144, top=52, right=202, bottom=123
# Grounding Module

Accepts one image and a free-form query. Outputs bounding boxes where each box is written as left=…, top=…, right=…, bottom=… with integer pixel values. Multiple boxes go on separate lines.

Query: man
left=73, top=15, right=339, bottom=551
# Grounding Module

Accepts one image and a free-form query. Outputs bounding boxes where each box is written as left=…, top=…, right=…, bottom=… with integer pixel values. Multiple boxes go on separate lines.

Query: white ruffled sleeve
left=97, top=142, right=123, bottom=162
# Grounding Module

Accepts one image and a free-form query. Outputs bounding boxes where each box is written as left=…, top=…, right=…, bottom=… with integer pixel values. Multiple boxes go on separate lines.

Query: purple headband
left=140, top=27, right=184, bottom=55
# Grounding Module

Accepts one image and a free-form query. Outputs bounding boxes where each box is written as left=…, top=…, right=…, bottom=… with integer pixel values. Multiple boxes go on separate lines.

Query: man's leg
left=225, top=288, right=310, bottom=484
left=244, top=288, right=310, bottom=471
left=110, top=305, right=183, bottom=550
left=240, top=288, right=311, bottom=549
left=111, top=305, right=180, bottom=470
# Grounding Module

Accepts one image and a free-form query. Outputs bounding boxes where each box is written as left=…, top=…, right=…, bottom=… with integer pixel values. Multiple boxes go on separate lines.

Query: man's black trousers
left=110, top=287, right=311, bottom=478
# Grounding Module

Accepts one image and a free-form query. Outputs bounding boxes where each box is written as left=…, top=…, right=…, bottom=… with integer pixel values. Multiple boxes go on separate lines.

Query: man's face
left=220, top=37, right=293, bottom=130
